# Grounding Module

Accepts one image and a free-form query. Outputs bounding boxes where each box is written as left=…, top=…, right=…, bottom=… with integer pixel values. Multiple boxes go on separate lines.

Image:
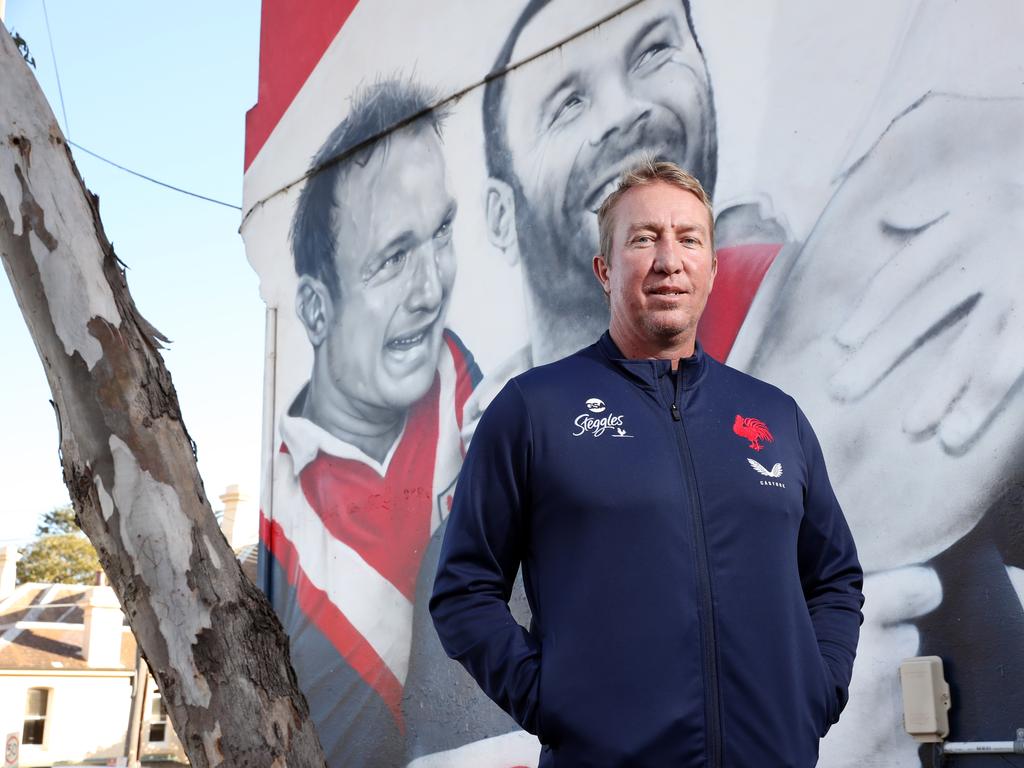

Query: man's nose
left=406, top=245, right=444, bottom=312
left=652, top=237, right=683, bottom=274
left=589, top=75, right=650, bottom=147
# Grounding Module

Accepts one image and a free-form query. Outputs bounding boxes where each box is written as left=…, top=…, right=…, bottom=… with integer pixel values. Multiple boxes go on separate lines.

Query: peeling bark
left=0, top=27, right=326, bottom=767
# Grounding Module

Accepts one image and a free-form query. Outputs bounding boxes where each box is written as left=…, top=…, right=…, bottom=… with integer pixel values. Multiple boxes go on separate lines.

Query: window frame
left=146, top=688, right=169, bottom=745
left=22, top=687, right=52, bottom=747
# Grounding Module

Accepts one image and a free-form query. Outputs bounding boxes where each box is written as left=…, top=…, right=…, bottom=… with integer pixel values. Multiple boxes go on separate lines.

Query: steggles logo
left=573, top=397, right=633, bottom=438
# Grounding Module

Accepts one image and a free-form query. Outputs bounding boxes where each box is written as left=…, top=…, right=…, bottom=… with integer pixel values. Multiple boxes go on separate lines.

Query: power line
left=68, top=140, right=242, bottom=211
left=41, top=0, right=70, bottom=139
left=39, top=2, right=242, bottom=212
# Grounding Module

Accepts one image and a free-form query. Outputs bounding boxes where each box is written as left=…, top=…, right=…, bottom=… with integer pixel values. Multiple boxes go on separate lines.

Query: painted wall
left=242, top=1, right=1024, bottom=766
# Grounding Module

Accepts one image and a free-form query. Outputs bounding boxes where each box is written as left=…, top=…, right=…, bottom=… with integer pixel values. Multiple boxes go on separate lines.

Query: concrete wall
left=242, top=1, right=1024, bottom=766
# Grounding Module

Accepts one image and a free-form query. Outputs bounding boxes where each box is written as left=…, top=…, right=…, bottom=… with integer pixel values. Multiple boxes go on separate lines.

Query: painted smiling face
left=499, top=0, right=716, bottom=324
left=323, top=129, right=457, bottom=416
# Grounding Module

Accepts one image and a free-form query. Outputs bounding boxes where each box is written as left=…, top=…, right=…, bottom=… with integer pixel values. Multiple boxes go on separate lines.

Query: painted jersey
left=259, top=330, right=480, bottom=767
left=697, top=242, right=783, bottom=362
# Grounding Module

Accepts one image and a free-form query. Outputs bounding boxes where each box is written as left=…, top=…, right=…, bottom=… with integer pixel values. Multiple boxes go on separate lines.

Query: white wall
left=0, top=673, right=133, bottom=767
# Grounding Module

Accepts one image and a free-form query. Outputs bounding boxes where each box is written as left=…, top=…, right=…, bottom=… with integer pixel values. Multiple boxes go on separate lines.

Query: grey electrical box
left=900, top=656, right=951, bottom=743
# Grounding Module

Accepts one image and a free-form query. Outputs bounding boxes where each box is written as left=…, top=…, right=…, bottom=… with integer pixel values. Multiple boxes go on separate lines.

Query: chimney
left=219, top=484, right=255, bottom=548
left=0, top=545, right=20, bottom=600
left=82, top=585, right=124, bottom=667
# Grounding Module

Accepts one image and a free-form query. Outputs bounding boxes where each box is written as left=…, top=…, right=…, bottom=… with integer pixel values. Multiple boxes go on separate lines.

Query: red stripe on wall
left=244, top=0, right=361, bottom=170
left=260, top=512, right=406, bottom=731
left=446, top=336, right=473, bottom=432
left=697, top=243, right=782, bottom=363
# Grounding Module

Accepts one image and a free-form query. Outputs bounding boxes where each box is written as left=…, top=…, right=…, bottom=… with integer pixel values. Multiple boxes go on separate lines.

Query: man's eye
left=632, top=235, right=654, bottom=246
left=369, top=250, right=407, bottom=282
left=634, top=42, right=672, bottom=72
left=550, top=93, right=584, bottom=128
left=434, top=219, right=453, bottom=242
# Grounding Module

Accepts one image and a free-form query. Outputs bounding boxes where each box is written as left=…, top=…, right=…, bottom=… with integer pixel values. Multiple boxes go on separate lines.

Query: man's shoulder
left=511, top=339, right=608, bottom=392
left=706, top=355, right=798, bottom=410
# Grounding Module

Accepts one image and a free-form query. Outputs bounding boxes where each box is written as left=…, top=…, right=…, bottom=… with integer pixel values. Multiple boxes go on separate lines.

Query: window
left=148, top=690, right=168, bottom=743
left=22, top=688, right=49, bottom=745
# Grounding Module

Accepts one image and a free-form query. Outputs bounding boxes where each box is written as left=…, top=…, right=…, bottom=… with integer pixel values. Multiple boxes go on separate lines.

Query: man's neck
left=301, top=362, right=405, bottom=464
left=608, top=323, right=696, bottom=371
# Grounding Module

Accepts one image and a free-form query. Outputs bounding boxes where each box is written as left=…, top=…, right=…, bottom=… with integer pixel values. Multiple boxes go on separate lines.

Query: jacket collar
left=596, top=330, right=709, bottom=390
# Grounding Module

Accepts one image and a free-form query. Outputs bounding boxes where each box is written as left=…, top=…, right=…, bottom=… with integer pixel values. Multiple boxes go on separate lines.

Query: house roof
left=235, top=541, right=260, bottom=585
left=0, top=583, right=135, bottom=671
left=1, top=540, right=260, bottom=673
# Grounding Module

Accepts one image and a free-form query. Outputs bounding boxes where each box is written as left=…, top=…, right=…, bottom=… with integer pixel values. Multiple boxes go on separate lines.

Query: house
left=0, top=546, right=187, bottom=767
left=0, top=485, right=257, bottom=767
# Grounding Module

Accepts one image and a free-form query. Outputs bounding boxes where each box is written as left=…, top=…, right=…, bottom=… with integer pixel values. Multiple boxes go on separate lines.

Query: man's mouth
left=579, top=140, right=689, bottom=215
left=585, top=175, right=621, bottom=214
left=647, top=286, right=689, bottom=297
left=386, top=318, right=437, bottom=351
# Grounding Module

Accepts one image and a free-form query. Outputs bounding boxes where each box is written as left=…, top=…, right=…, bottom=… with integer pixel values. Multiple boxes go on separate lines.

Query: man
left=259, top=78, right=481, bottom=767
left=431, top=160, right=864, bottom=766
left=476, top=3, right=1024, bottom=764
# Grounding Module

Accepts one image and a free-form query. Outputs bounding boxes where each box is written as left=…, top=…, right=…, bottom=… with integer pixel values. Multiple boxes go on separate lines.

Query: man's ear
left=295, top=275, right=333, bottom=347
left=484, top=177, right=519, bottom=265
left=593, top=253, right=611, bottom=296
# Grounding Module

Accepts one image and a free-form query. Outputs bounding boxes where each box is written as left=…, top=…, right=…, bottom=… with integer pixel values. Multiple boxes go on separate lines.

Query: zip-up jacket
left=430, top=333, right=864, bottom=767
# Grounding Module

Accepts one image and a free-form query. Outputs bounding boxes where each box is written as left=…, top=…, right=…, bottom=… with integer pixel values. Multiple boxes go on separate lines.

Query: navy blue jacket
left=431, top=333, right=864, bottom=767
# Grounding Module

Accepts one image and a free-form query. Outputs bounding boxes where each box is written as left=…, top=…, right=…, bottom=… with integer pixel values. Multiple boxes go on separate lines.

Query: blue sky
left=2, top=1, right=262, bottom=543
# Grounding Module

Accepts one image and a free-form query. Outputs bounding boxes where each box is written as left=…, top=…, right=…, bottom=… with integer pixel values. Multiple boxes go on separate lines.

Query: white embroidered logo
left=747, top=459, right=783, bottom=478
left=573, top=398, right=633, bottom=437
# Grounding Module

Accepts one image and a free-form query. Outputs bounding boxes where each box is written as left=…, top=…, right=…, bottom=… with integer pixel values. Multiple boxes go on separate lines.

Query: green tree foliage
left=34, top=504, right=80, bottom=536
left=16, top=505, right=101, bottom=585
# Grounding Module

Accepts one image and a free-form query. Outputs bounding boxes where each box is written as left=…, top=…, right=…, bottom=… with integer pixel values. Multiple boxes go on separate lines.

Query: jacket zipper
left=670, top=369, right=723, bottom=768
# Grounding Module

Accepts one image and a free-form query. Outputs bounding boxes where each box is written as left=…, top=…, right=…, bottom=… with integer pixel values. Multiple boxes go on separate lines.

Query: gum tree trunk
left=0, top=27, right=325, bottom=768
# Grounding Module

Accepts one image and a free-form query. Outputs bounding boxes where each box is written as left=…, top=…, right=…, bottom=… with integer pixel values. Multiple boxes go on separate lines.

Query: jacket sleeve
left=795, top=403, right=865, bottom=727
left=429, top=378, right=541, bottom=734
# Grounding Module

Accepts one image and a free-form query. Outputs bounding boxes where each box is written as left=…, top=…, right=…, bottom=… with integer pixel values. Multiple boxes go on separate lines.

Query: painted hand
left=820, top=94, right=1024, bottom=454
left=818, top=566, right=942, bottom=768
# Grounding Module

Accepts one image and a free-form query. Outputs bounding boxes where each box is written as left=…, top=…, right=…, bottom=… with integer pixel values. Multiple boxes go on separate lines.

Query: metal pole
left=941, top=729, right=1024, bottom=756
left=124, top=649, right=149, bottom=768
left=257, top=306, right=277, bottom=589
left=943, top=742, right=1016, bottom=754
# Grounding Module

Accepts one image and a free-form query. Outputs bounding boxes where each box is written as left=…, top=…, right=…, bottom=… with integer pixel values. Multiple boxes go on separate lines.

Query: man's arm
left=794, top=404, right=865, bottom=727
left=430, top=379, right=542, bottom=734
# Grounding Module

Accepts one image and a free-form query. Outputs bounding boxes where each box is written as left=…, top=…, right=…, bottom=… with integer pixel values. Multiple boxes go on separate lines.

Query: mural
left=241, top=1, right=1024, bottom=766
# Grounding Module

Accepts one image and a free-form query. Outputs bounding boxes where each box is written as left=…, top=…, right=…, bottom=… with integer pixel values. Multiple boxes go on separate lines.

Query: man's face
left=600, top=182, right=716, bottom=349
left=500, top=0, right=716, bottom=320
left=323, top=130, right=457, bottom=416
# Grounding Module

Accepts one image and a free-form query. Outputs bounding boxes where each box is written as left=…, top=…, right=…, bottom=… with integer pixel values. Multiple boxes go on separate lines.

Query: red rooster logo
left=733, top=414, right=774, bottom=452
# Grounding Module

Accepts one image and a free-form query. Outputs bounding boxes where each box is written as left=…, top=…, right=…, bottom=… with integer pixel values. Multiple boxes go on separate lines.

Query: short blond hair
left=597, top=157, right=714, bottom=261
